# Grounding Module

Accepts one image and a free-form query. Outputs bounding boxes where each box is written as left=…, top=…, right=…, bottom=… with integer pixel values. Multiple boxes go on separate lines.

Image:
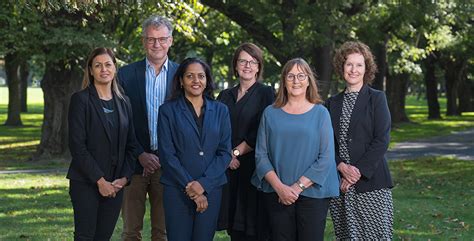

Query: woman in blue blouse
left=158, top=58, right=232, bottom=241
left=252, top=58, right=339, bottom=241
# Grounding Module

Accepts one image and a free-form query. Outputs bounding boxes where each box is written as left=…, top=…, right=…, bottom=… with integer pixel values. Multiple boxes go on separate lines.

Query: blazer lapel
left=136, top=60, right=147, bottom=120
left=89, top=86, right=112, bottom=143
left=178, top=96, right=200, bottom=137
left=348, top=84, right=370, bottom=133
left=165, top=61, right=177, bottom=99
left=330, top=92, right=344, bottom=144
left=114, top=94, right=126, bottom=154
left=200, top=97, right=213, bottom=144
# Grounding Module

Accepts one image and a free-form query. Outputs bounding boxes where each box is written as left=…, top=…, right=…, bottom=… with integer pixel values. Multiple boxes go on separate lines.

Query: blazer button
left=199, top=151, right=204, bottom=156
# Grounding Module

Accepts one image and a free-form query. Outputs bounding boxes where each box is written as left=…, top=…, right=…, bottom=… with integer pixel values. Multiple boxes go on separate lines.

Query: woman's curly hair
left=333, top=41, right=378, bottom=84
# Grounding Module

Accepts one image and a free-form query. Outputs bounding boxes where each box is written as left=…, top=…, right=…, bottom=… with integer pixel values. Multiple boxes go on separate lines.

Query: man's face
left=143, top=25, right=173, bottom=64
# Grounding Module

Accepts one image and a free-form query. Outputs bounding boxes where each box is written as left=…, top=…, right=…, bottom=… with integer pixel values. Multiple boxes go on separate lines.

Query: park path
left=386, top=128, right=474, bottom=161
left=1, top=128, right=473, bottom=174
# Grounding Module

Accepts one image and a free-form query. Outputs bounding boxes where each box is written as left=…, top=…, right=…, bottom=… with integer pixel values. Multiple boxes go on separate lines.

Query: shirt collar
left=145, top=57, right=169, bottom=73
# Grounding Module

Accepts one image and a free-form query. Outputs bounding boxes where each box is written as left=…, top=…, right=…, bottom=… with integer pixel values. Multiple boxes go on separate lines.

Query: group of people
left=66, top=14, right=393, bottom=241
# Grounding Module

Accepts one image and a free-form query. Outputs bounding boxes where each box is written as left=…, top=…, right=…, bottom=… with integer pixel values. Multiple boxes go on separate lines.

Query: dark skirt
left=218, top=155, right=270, bottom=240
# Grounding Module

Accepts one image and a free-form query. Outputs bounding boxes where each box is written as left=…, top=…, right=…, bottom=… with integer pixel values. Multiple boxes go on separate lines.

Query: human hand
left=338, top=163, right=361, bottom=184
left=229, top=157, right=240, bottom=170
left=186, top=181, right=205, bottom=199
left=194, top=195, right=208, bottom=213
left=97, top=177, right=116, bottom=198
left=340, top=177, right=352, bottom=193
left=275, top=183, right=299, bottom=205
left=111, top=177, right=127, bottom=192
left=138, top=152, right=160, bottom=176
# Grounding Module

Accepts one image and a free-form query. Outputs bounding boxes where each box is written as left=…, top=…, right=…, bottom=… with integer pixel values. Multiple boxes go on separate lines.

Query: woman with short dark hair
left=217, top=43, right=274, bottom=241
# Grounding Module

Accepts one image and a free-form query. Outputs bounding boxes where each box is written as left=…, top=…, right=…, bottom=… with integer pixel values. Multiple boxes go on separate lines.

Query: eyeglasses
left=145, top=36, right=171, bottom=45
left=286, top=73, right=308, bottom=82
left=237, top=59, right=259, bottom=67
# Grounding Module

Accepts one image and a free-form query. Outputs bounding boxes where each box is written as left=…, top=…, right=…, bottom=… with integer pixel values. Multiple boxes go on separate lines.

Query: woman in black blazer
left=325, top=41, right=394, bottom=239
left=67, top=47, right=139, bottom=240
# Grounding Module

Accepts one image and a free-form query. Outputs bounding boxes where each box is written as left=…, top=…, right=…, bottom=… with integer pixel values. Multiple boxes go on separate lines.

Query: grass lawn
left=0, top=157, right=472, bottom=240
left=391, top=96, right=474, bottom=145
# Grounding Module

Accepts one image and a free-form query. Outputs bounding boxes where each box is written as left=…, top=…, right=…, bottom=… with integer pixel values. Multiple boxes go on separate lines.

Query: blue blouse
left=251, top=104, right=340, bottom=198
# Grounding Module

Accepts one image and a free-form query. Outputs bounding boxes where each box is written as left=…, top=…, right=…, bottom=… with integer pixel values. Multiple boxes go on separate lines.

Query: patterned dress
left=329, top=91, right=393, bottom=240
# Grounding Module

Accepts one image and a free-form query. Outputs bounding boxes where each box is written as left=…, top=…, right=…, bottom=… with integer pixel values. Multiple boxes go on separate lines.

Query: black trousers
left=69, top=180, right=123, bottom=241
left=263, top=192, right=329, bottom=241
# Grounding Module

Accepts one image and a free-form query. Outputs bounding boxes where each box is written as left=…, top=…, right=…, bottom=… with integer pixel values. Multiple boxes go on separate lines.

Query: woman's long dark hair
left=170, top=58, right=215, bottom=100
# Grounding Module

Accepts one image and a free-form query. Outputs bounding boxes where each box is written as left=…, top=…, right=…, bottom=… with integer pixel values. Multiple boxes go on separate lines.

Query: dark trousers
left=163, top=185, right=222, bottom=241
left=263, top=192, right=329, bottom=241
left=69, top=180, right=123, bottom=241
left=230, top=230, right=258, bottom=241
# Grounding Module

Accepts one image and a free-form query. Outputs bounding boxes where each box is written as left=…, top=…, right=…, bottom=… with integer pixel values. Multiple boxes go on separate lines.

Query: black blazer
left=325, top=84, right=393, bottom=193
left=117, top=59, right=179, bottom=174
left=67, top=85, right=139, bottom=183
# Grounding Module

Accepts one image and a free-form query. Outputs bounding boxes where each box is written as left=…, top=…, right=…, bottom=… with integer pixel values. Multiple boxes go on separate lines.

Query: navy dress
left=217, top=82, right=274, bottom=240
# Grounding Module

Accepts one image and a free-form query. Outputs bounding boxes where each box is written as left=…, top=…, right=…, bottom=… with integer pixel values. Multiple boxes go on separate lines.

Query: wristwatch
left=296, top=180, right=306, bottom=191
left=232, top=148, right=241, bottom=157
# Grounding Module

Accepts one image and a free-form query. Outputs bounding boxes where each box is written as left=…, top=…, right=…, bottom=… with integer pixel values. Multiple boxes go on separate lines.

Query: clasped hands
left=338, top=162, right=361, bottom=193
left=185, top=181, right=208, bottom=213
left=97, top=177, right=127, bottom=198
left=275, top=182, right=303, bottom=206
left=139, top=152, right=161, bottom=177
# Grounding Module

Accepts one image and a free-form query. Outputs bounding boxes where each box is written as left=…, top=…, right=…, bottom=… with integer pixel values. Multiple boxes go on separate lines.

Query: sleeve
left=197, top=106, right=232, bottom=193
left=253, top=109, right=275, bottom=189
left=68, top=93, right=104, bottom=182
left=244, top=86, right=275, bottom=148
left=302, top=108, right=336, bottom=187
left=158, top=105, right=194, bottom=188
left=120, top=98, right=140, bottom=182
left=354, top=92, right=391, bottom=179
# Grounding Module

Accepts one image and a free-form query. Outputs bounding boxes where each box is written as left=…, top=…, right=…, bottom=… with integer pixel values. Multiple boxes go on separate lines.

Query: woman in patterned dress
left=325, top=41, right=394, bottom=240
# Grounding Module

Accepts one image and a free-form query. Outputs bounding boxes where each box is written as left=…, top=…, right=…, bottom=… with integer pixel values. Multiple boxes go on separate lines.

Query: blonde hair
left=82, top=47, right=124, bottom=100
left=274, top=58, right=322, bottom=108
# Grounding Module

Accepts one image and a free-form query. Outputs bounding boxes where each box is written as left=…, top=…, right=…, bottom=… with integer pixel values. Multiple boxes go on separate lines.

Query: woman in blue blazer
left=158, top=58, right=232, bottom=241
left=67, top=47, right=139, bottom=240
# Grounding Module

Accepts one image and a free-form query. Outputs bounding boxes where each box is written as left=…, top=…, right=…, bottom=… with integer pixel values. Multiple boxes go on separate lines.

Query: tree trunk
left=423, top=54, right=441, bottom=119
left=386, top=71, right=409, bottom=123
left=313, top=44, right=333, bottom=100
left=20, top=60, right=29, bottom=112
left=35, top=62, right=82, bottom=160
left=4, top=52, right=23, bottom=126
left=372, top=38, right=388, bottom=91
left=457, top=66, right=471, bottom=113
left=444, top=58, right=466, bottom=116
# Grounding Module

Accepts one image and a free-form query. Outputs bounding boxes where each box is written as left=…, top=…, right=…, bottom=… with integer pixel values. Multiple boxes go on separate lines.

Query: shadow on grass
left=0, top=186, right=73, bottom=240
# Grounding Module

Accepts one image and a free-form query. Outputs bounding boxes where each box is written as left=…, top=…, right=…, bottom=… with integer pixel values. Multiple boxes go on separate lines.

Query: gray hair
left=141, top=15, right=174, bottom=37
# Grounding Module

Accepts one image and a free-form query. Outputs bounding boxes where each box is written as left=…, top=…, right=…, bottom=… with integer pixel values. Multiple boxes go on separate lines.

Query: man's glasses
left=237, top=59, right=259, bottom=67
left=145, top=36, right=171, bottom=45
left=286, top=73, right=308, bottom=82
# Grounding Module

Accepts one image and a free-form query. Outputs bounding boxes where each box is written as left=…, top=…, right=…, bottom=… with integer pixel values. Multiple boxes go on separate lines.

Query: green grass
left=0, top=157, right=472, bottom=240
left=390, top=96, right=474, bottom=145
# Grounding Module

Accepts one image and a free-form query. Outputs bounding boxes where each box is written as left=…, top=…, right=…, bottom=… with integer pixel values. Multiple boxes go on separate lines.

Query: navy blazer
left=325, top=84, right=393, bottom=193
left=158, top=96, right=232, bottom=194
left=118, top=59, right=179, bottom=174
left=67, top=85, right=139, bottom=183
